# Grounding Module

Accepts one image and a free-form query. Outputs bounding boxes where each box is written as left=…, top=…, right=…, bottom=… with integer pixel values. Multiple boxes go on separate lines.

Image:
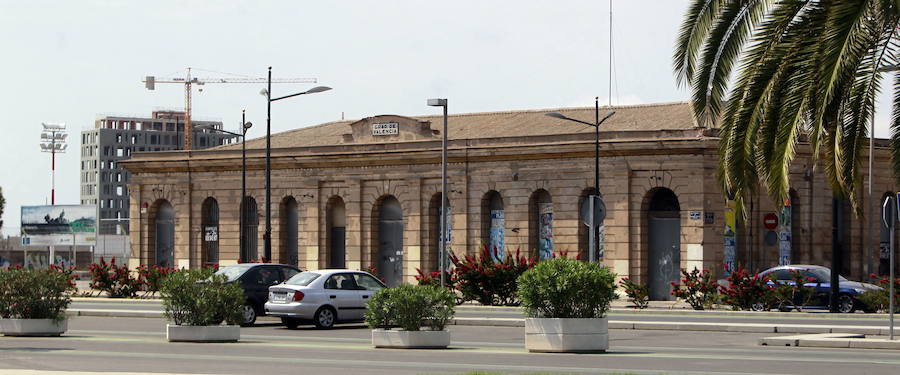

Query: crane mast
left=143, top=67, right=316, bottom=150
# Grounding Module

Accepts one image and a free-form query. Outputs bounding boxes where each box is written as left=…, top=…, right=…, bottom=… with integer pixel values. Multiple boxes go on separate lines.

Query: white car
left=265, top=269, right=386, bottom=329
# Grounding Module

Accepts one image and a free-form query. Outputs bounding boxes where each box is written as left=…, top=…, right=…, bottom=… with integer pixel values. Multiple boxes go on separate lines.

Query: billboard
left=20, top=205, right=96, bottom=246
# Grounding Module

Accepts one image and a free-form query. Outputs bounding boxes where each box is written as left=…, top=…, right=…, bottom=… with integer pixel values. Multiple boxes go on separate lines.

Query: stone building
left=121, top=101, right=897, bottom=298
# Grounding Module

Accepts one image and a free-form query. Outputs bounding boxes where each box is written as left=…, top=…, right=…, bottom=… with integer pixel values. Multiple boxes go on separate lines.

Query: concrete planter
left=525, top=317, right=608, bottom=353
left=0, top=318, right=68, bottom=337
left=372, top=329, right=450, bottom=349
left=166, top=324, right=240, bottom=343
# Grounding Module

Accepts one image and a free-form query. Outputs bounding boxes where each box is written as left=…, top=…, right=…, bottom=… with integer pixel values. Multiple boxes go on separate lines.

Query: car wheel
left=241, top=303, right=257, bottom=327
left=750, top=302, right=769, bottom=312
left=837, top=294, right=856, bottom=313
left=313, top=306, right=336, bottom=329
left=281, top=317, right=301, bottom=329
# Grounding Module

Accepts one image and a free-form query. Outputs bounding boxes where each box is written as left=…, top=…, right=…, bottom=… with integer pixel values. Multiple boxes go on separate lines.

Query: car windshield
left=214, top=265, right=253, bottom=282
left=285, top=272, right=320, bottom=286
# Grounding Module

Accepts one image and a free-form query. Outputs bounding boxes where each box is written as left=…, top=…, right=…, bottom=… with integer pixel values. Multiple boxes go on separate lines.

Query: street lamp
left=40, top=122, right=67, bottom=205
left=545, top=98, right=615, bottom=262
left=427, top=98, right=448, bottom=288
left=197, top=113, right=253, bottom=261
left=261, top=66, right=331, bottom=261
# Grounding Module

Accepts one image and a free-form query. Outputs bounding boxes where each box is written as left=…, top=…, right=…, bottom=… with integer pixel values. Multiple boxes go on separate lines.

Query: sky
left=0, top=0, right=895, bottom=236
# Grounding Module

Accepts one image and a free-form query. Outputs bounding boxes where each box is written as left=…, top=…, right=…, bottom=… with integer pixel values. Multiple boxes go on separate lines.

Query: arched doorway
left=280, top=196, right=299, bottom=266
left=481, top=190, right=505, bottom=262
left=577, top=188, right=595, bottom=261
left=154, top=200, right=175, bottom=268
left=201, top=197, right=219, bottom=267
left=241, top=196, right=258, bottom=262
left=326, top=196, right=346, bottom=268
left=646, top=188, right=681, bottom=301
left=375, top=196, right=403, bottom=287
left=529, top=189, right=553, bottom=260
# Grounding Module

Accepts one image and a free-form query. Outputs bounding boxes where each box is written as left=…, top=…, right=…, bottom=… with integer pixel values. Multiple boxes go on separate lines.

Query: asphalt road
left=3, top=316, right=900, bottom=375
left=69, top=299, right=899, bottom=328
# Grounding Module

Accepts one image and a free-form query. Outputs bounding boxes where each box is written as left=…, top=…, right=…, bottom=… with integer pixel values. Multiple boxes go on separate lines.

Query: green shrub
left=671, top=268, right=719, bottom=310
left=517, top=258, right=617, bottom=318
left=451, top=244, right=536, bottom=306
left=0, top=267, right=75, bottom=320
left=88, top=257, right=142, bottom=298
left=619, top=277, right=649, bottom=309
left=858, top=273, right=900, bottom=313
left=160, top=269, right=244, bottom=326
left=365, top=284, right=455, bottom=331
left=770, top=270, right=821, bottom=311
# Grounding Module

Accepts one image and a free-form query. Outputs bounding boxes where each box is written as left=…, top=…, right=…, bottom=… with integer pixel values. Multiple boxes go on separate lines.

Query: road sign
left=581, top=196, right=606, bottom=227
left=763, top=212, right=778, bottom=230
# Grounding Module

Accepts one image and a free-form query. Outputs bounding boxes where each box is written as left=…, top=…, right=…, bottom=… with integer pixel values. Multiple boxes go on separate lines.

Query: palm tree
left=675, top=0, right=899, bottom=312
left=674, top=0, right=899, bottom=214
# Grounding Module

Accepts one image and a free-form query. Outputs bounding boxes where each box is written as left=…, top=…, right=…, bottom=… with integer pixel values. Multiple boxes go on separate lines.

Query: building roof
left=224, top=101, right=696, bottom=150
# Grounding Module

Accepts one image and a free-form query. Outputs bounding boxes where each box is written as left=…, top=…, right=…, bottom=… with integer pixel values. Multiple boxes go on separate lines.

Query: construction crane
left=143, top=67, right=316, bottom=150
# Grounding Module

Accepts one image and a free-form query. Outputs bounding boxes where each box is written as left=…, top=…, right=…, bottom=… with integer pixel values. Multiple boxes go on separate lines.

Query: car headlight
left=268, top=292, right=275, bottom=300
left=853, top=288, right=867, bottom=294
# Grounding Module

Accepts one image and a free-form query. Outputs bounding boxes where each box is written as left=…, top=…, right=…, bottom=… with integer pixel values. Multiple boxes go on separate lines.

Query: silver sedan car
left=265, top=269, right=386, bottom=329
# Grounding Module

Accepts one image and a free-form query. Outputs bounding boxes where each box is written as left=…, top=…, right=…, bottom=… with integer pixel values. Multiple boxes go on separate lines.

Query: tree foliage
left=674, top=0, right=900, bottom=215
left=0, top=186, right=5, bottom=229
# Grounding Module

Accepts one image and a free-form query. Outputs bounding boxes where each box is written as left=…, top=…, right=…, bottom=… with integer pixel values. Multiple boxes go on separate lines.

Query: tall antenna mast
left=609, top=0, right=613, bottom=107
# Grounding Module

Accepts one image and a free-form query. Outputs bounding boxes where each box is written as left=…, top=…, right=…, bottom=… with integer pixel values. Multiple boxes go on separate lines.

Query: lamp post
left=545, top=98, right=615, bottom=262
left=197, top=114, right=253, bottom=261
left=261, top=66, right=331, bottom=261
left=427, top=98, right=449, bottom=288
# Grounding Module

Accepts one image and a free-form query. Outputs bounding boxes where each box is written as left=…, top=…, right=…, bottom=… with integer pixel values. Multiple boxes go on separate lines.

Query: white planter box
left=0, top=319, right=67, bottom=337
left=525, top=317, right=608, bottom=353
left=166, top=324, right=240, bottom=342
left=372, top=329, right=450, bottom=349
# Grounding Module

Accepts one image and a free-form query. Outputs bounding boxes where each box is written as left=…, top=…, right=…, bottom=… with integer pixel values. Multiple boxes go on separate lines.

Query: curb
left=760, top=333, right=900, bottom=350
left=67, top=309, right=900, bottom=336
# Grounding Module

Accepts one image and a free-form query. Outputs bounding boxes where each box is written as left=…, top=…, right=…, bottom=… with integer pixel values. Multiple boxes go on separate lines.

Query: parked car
left=758, top=264, right=881, bottom=313
left=265, top=269, right=386, bottom=329
left=214, top=263, right=302, bottom=326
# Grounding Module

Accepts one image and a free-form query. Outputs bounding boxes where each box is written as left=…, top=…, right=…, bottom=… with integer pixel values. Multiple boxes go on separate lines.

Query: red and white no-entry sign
left=763, top=213, right=778, bottom=230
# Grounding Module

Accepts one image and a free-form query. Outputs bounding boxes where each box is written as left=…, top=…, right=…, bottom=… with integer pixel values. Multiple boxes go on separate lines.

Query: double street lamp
left=545, top=97, right=615, bottom=262
left=196, top=113, right=252, bottom=261
left=261, top=66, right=331, bottom=261
left=427, top=98, right=449, bottom=288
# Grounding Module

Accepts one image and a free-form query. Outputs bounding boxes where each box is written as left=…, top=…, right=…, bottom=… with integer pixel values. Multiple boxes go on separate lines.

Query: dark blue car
left=758, top=265, right=881, bottom=313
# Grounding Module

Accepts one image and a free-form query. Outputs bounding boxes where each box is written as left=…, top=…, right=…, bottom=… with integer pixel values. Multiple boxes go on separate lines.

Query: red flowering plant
left=771, top=270, right=820, bottom=312
left=619, top=277, right=650, bottom=309
left=0, top=266, right=75, bottom=320
left=718, top=265, right=776, bottom=311
left=670, top=268, right=719, bottom=310
left=136, top=264, right=177, bottom=295
left=450, top=244, right=537, bottom=306
left=88, top=257, right=142, bottom=298
left=857, top=273, right=900, bottom=313
left=414, top=268, right=454, bottom=289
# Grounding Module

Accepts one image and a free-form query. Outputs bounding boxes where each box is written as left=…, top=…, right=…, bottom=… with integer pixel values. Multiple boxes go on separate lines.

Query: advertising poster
left=538, top=203, right=554, bottom=260
left=778, top=199, right=792, bottom=266
left=440, top=206, right=453, bottom=271
left=490, top=209, right=505, bottom=262
left=21, top=205, right=96, bottom=246
left=723, top=199, right=737, bottom=276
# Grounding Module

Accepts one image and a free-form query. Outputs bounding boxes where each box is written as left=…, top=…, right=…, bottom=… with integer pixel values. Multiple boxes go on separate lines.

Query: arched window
left=201, top=197, right=219, bottom=266
left=241, top=196, right=258, bottom=262
left=528, top=189, right=553, bottom=260
left=481, top=191, right=504, bottom=261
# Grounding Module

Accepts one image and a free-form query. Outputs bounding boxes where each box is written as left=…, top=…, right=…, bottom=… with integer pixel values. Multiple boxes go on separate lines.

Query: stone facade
left=121, top=102, right=898, bottom=296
